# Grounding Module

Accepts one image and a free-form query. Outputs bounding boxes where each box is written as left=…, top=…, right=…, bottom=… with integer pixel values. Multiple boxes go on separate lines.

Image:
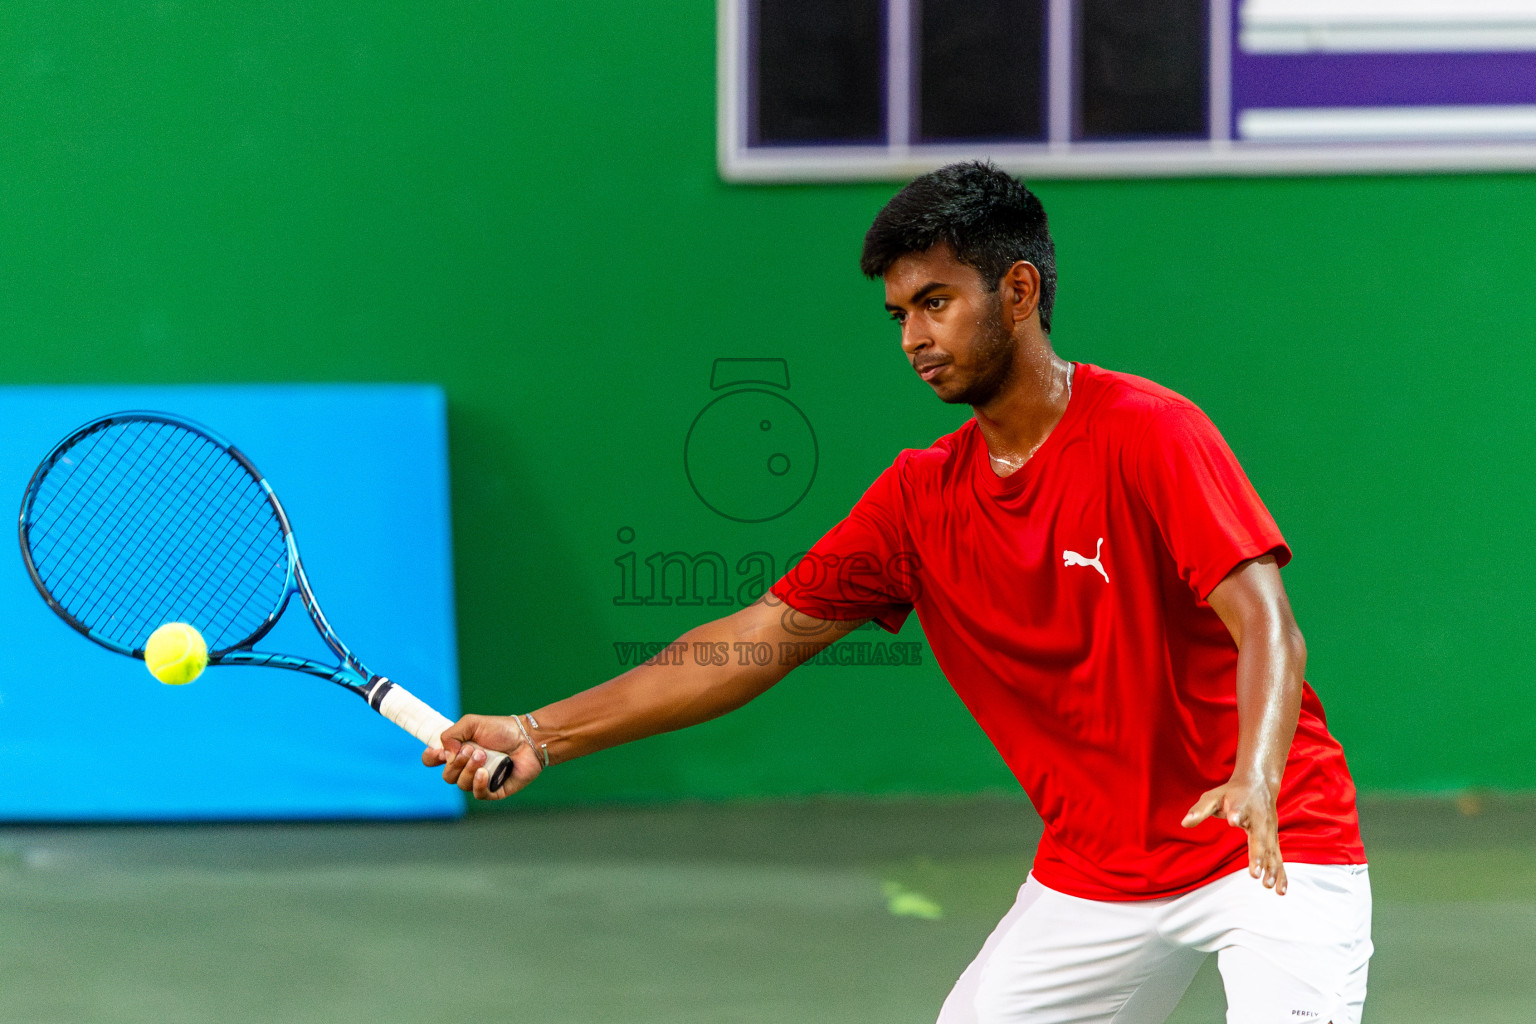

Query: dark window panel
left=752, top=0, right=886, bottom=145
left=918, top=0, right=1046, bottom=142
left=1077, top=0, right=1207, bottom=139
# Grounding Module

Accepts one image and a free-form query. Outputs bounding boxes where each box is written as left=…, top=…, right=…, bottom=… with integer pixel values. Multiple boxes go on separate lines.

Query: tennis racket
left=17, top=410, right=513, bottom=792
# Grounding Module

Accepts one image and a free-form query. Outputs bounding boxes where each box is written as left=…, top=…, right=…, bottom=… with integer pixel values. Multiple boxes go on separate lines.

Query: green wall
left=4, top=3, right=1534, bottom=805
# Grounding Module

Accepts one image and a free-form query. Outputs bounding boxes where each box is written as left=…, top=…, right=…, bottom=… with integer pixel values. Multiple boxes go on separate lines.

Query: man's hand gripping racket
left=425, top=715, right=545, bottom=800
left=17, top=411, right=517, bottom=794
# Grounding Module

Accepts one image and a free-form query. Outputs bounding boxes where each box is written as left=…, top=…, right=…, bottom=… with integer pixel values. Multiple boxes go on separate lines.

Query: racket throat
left=362, top=675, right=396, bottom=710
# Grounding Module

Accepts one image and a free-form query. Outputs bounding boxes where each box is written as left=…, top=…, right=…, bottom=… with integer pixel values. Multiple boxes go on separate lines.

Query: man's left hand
left=1182, top=776, right=1288, bottom=895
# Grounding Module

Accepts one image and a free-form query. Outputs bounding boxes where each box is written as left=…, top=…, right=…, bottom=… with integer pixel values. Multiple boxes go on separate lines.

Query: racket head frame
left=16, top=410, right=509, bottom=787
left=17, top=410, right=375, bottom=696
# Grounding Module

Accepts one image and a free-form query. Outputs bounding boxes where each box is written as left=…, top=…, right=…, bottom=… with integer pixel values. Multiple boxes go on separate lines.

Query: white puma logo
left=1063, top=538, right=1108, bottom=582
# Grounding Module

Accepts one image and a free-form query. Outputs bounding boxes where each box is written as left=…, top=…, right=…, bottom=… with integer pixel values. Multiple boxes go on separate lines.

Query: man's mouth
left=915, top=360, right=949, bottom=382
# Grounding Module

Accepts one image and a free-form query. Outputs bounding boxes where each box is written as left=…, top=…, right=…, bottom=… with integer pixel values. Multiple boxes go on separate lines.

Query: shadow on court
left=0, top=797, right=1530, bottom=1022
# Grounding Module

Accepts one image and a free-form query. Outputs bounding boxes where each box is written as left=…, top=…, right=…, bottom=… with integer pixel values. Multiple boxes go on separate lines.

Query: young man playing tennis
left=428, top=162, right=1372, bottom=1024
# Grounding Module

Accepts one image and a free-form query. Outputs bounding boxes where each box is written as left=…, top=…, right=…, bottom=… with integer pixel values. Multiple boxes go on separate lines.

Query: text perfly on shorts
left=937, top=863, right=1372, bottom=1024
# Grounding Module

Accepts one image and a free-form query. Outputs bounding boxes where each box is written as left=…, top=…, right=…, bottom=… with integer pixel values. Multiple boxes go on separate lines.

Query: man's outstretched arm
left=423, top=596, right=868, bottom=800
left=1181, top=553, right=1306, bottom=895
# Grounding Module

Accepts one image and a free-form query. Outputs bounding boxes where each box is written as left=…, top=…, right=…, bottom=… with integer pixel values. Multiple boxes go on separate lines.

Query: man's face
left=883, top=244, right=1015, bottom=407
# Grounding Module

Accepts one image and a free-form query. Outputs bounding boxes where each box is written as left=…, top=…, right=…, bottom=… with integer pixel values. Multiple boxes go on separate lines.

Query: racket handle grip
left=372, top=681, right=515, bottom=792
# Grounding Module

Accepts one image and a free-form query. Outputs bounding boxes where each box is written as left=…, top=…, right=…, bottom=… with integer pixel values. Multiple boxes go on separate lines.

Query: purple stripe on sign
left=1233, top=51, right=1536, bottom=112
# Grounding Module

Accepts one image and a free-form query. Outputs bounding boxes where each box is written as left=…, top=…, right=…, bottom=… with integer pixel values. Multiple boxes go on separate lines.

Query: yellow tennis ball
left=144, top=622, right=208, bottom=685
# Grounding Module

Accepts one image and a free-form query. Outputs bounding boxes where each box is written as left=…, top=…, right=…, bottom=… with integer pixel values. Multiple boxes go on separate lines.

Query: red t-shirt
left=770, top=363, right=1364, bottom=900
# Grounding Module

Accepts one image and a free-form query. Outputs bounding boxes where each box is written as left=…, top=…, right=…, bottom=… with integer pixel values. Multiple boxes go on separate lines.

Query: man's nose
left=900, top=322, right=929, bottom=356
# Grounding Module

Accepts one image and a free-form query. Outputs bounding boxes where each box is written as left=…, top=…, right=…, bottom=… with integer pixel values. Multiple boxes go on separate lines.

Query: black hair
left=860, top=161, right=1057, bottom=333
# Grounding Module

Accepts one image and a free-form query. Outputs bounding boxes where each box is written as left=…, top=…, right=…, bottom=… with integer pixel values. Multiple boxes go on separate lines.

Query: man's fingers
left=440, top=743, right=479, bottom=786
left=466, top=746, right=543, bottom=801
left=1181, top=788, right=1224, bottom=828
left=454, top=746, right=488, bottom=792
left=1245, top=826, right=1266, bottom=879
left=1226, top=801, right=1250, bottom=830
left=438, top=747, right=460, bottom=784
left=443, top=715, right=504, bottom=752
left=1260, top=847, right=1285, bottom=891
left=426, top=735, right=464, bottom=772
left=1256, top=836, right=1285, bottom=891
left=472, top=765, right=512, bottom=801
left=438, top=713, right=525, bottom=757
left=1240, top=820, right=1288, bottom=893
left=439, top=715, right=484, bottom=746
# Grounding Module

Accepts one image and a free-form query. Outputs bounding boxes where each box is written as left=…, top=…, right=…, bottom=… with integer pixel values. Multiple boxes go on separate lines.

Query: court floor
left=0, top=796, right=1531, bottom=1022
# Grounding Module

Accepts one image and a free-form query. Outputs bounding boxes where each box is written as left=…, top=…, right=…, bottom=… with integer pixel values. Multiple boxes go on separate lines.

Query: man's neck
left=974, top=339, right=1073, bottom=477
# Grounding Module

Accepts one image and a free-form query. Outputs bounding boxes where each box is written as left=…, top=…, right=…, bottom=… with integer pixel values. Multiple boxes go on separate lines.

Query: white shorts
left=937, top=863, right=1373, bottom=1024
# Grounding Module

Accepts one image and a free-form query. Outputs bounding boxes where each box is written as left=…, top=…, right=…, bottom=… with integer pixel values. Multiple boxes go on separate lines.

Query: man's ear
left=999, top=261, right=1042, bottom=326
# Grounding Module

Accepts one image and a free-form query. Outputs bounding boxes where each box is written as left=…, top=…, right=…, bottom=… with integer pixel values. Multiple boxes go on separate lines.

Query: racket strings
left=39, top=426, right=285, bottom=650
left=29, top=421, right=173, bottom=561
left=99, top=452, right=258, bottom=615
left=74, top=458, right=257, bottom=636
left=48, top=428, right=221, bottom=611
left=24, top=420, right=290, bottom=654
left=173, top=488, right=289, bottom=639
left=35, top=423, right=215, bottom=620
left=36, top=425, right=208, bottom=579
left=45, top=426, right=218, bottom=612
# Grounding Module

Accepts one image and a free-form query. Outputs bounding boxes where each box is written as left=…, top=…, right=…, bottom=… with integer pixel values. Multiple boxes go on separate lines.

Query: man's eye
left=889, top=311, right=906, bottom=323
left=927, top=297, right=947, bottom=310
